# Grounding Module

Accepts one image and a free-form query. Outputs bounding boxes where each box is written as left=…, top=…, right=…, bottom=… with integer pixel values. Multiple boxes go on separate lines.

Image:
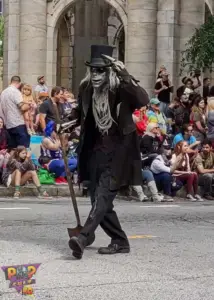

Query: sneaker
left=204, top=194, right=214, bottom=201
left=55, top=177, right=66, bottom=185
left=6, top=174, right=12, bottom=188
left=13, top=191, right=20, bottom=199
left=38, top=191, right=52, bottom=199
left=187, top=194, right=197, bottom=202
left=195, top=194, right=204, bottom=202
left=163, top=195, right=174, bottom=202
left=60, top=177, right=68, bottom=185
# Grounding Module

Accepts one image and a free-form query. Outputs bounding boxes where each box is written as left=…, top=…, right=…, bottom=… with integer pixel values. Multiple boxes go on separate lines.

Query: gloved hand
left=102, top=54, right=139, bottom=84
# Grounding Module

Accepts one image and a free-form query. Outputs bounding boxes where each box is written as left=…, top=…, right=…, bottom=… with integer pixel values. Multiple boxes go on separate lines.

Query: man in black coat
left=69, top=45, right=149, bottom=259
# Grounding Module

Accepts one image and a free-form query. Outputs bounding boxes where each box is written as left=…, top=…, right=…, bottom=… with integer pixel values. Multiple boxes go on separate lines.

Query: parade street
left=0, top=198, right=214, bottom=300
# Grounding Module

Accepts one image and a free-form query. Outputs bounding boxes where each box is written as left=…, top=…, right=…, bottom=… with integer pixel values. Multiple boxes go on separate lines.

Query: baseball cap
left=150, top=98, right=160, bottom=105
left=37, top=75, right=45, bottom=82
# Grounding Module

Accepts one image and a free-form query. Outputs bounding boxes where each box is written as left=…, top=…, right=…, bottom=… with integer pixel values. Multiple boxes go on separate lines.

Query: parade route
left=0, top=198, right=214, bottom=299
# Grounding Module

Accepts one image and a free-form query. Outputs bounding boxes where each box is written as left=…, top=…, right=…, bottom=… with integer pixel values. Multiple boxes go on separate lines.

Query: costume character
left=68, top=45, right=149, bottom=259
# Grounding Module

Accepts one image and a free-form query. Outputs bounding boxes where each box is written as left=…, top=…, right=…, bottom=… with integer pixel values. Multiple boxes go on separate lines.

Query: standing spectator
left=192, top=140, right=214, bottom=200
left=203, top=78, right=211, bottom=100
left=2, top=146, right=51, bottom=199
left=165, top=97, right=180, bottom=134
left=0, top=76, right=31, bottom=148
left=154, top=71, right=173, bottom=115
left=147, top=98, right=167, bottom=135
left=39, top=86, right=64, bottom=132
left=34, top=76, right=49, bottom=100
left=177, top=75, right=201, bottom=99
left=191, top=97, right=206, bottom=143
left=22, top=84, right=37, bottom=135
left=171, top=141, right=203, bottom=201
left=133, top=106, right=148, bottom=136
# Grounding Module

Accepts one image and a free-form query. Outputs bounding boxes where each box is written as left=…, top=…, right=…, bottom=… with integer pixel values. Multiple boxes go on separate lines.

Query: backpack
left=37, top=168, right=55, bottom=185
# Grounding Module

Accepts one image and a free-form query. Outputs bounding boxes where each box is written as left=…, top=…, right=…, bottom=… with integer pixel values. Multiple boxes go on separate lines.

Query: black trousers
left=79, top=150, right=129, bottom=246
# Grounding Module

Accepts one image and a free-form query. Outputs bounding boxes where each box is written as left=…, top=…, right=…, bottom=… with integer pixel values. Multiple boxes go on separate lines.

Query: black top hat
left=85, top=45, right=114, bottom=68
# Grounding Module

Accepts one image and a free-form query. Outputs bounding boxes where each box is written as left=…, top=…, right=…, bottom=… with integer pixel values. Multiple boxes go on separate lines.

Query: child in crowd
left=22, top=84, right=37, bottom=135
left=2, top=146, right=51, bottom=199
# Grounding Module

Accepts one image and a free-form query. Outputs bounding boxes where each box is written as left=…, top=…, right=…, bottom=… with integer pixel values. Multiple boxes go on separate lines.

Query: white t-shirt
left=34, top=84, right=49, bottom=93
left=0, top=85, right=25, bottom=129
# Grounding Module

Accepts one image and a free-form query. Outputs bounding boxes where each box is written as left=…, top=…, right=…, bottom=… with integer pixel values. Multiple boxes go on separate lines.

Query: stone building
left=3, top=0, right=214, bottom=96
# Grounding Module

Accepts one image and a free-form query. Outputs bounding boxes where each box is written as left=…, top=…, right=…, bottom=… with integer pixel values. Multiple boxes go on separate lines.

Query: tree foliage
left=0, top=16, right=4, bottom=57
left=180, top=15, right=214, bottom=75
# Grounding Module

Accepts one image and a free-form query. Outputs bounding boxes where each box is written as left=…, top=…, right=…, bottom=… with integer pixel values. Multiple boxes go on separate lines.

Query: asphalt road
left=0, top=197, right=214, bottom=299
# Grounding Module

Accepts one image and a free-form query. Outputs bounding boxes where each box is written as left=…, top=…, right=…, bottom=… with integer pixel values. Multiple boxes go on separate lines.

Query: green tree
left=0, top=16, right=4, bottom=57
left=180, top=15, right=214, bottom=75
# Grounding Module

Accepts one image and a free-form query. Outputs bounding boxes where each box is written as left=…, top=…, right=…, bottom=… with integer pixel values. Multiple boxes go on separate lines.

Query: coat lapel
left=82, top=85, right=93, bottom=117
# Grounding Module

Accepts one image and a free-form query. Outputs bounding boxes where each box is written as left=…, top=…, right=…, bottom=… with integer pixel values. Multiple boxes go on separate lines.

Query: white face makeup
left=90, top=67, right=108, bottom=88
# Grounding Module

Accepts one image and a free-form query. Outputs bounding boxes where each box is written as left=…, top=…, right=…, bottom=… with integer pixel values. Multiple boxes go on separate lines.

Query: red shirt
left=134, top=110, right=148, bottom=136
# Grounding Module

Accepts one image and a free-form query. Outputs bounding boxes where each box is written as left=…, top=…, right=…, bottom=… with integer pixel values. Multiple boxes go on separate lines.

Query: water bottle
left=73, top=171, right=78, bottom=185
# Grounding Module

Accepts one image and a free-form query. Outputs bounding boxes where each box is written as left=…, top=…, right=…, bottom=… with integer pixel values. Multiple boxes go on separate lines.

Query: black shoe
left=68, top=237, right=84, bottom=259
left=98, top=244, right=130, bottom=255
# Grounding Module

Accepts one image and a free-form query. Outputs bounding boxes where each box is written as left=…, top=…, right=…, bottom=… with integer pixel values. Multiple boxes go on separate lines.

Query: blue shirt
left=172, top=133, right=196, bottom=148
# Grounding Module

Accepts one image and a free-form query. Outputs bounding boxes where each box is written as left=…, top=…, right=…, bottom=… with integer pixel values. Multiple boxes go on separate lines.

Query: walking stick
left=53, top=103, right=95, bottom=245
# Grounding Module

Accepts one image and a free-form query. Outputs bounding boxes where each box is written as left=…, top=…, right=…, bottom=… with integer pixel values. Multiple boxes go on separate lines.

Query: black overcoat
left=74, top=78, right=149, bottom=190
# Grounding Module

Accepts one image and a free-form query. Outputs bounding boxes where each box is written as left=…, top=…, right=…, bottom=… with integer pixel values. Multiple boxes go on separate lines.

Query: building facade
left=3, top=0, right=214, bottom=95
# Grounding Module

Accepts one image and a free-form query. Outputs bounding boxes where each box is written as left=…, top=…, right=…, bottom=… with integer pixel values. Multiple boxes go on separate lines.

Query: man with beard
left=68, top=45, right=149, bottom=259
left=192, top=139, right=214, bottom=200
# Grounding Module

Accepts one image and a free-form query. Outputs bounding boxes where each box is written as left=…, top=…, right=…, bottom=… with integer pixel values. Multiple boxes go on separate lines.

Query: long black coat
left=75, top=78, right=149, bottom=190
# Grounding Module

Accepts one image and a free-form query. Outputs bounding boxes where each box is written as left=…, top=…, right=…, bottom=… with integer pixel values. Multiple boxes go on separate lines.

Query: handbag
left=37, top=168, right=55, bottom=185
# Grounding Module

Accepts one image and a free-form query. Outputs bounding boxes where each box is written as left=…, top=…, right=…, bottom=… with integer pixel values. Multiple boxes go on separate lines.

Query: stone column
left=3, top=0, right=20, bottom=88
left=73, top=0, right=109, bottom=95
left=126, top=0, right=157, bottom=96
left=19, top=0, right=47, bottom=86
left=156, top=0, right=180, bottom=90
left=179, top=0, right=205, bottom=82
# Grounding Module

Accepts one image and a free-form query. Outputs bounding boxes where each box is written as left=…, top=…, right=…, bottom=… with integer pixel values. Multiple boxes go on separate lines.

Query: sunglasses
left=90, top=67, right=107, bottom=74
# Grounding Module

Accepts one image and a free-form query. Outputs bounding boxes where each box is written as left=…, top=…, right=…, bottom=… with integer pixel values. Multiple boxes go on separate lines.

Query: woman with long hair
left=2, top=146, right=51, bottom=199
left=171, top=141, right=202, bottom=201
left=191, top=96, right=207, bottom=143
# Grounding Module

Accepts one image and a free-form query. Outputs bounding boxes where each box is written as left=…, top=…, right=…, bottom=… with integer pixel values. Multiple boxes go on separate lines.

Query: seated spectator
left=40, top=121, right=77, bottom=184
left=165, top=97, right=180, bottom=134
left=174, top=93, right=191, bottom=132
left=0, top=117, right=9, bottom=151
left=207, top=86, right=214, bottom=143
left=203, top=78, right=211, bottom=101
left=151, top=140, right=183, bottom=201
left=147, top=99, right=167, bottom=135
left=133, top=106, right=148, bottom=136
left=191, top=96, right=206, bottom=143
left=22, top=84, right=37, bottom=135
left=192, top=140, right=214, bottom=200
left=171, top=141, right=203, bottom=201
left=172, top=124, right=200, bottom=150
left=2, top=146, right=51, bottom=199
left=39, top=86, right=64, bottom=132
left=140, top=123, right=163, bottom=155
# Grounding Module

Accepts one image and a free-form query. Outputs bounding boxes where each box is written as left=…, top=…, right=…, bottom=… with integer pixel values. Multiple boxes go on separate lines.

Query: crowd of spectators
left=133, top=67, right=214, bottom=202
left=1, top=69, right=214, bottom=202
left=0, top=75, right=78, bottom=198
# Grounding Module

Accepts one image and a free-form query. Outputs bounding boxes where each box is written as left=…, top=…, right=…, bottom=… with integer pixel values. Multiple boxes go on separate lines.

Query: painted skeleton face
left=90, top=67, right=108, bottom=88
